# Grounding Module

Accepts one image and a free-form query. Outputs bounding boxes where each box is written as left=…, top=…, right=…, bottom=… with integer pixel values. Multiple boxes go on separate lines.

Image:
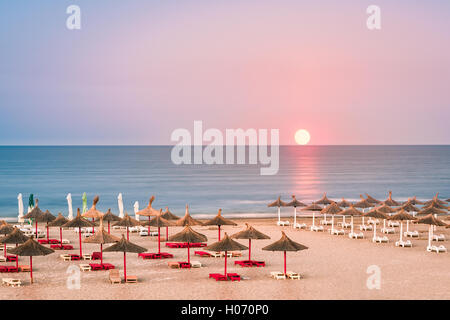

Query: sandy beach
left=0, top=216, right=449, bottom=300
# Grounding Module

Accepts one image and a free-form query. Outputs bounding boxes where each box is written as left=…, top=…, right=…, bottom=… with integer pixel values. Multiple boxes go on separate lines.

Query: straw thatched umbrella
left=365, top=193, right=382, bottom=205
left=62, top=208, right=95, bottom=256
left=136, top=196, right=160, bottom=233
left=413, top=214, right=448, bottom=249
left=176, top=205, right=204, bottom=227
left=205, top=233, right=247, bottom=276
left=406, top=196, right=424, bottom=206
left=168, top=226, right=207, bottom=266
left=204, top=209, right=237, bottom=241
left=424, top=193, right=448, bottom=206
left=100, top=209, right=121, bottom=234
left=337, top=198, right=352, bottom=208
left=47, top=213, right=69, bottom=247
left=321, top=202, right=342, bottom=233
left=315, top=193, right=333, bottom=205
left=300, top=202, right=323, bottom=228
left=0, top=224, right=15, bottom=257
left=285, top=195, right=306, bottom=227
left=231, top=223, right=270, bottom=261
left=0, top=228, right=30, bottom=268
left=161, top=207, right=180, bottom=241
left=397, top=201, right=420, bottom=213
left=339, top=205, right=363, bottom=235
left=113, top=213, right=141, bottom=240
left=389, top=209, right=417, bottom=244
left=417, top=206, right=447, bottom=216
left=103, top=235, right=147, bottom=282
left=262, top=231, right=308, bottom=275
left=423, top=199, right=448, bottom=210
left=81, top=196, right=104, bottom=233
left=374, top=204, right=396, bottom=230
left=141, top=209, right=174, bottom=253
left=354, top=195, right=373, bottom=213
left=8, top=236, right=54, bottom=284
left=23, top=198, right=45, bottom=237
left=363, top=209, right=389, bottom=241
left=268, top=196, right=288, bottom=224
left=384, top=191, right=401, bottom=207
left=37, top=210, right=56, bottom=242
left=84, top=219, right=120, bottom=265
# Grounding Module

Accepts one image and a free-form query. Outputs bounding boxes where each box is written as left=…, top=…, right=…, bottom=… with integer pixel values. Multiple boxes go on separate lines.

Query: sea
left=0, top=146, right=448, bottom=220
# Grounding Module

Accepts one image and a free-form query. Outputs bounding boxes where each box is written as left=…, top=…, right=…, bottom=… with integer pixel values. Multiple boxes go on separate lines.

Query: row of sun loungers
left=270, top=271, right=300, bottom=280
left=395, top=240, right=413, bottom=247
left=139, top=252, right=173, bottom=259
left=209, top=273, right=241, bottom=281
left=0, top=255, right=18, bottom=262
left=427, top=245, right=447, bottom=253
left=109, top=269, right=137, bottom=284
left=165, top=242, right=207, bottom=248
left=167, top=261, right=202, bottom=269
left=234, top=260, right=265, bottom=267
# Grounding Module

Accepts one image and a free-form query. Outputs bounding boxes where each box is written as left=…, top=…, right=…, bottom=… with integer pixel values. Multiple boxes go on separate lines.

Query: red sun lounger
left=89, top=263, right=103, bottom=271
left=101, top=263, right=115, bottom=270
left=195, top=251, right=212, bottom=257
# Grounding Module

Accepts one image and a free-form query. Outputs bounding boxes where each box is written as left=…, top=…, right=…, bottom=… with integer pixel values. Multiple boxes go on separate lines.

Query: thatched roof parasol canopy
left=62, top=209, right=95, bottom=228
left=389, top=209, right=417, bottom=221
left=203, top=209, right=237, bottom=227
left=84, top=220, right=120, bottom=244
left=161, top=207, right=179, bottom=220
left=175, top=205, right=203, bottom=226
left=48, top=213, right=69, bottom=227
left=383, top=191, right=401, bottom=207
left=205, top=233, right=248, bottom=252
left=136, top=196, right=160, bottom=217
left=339, top=205, right=363, bottom=216
left=23, top=199, right=45, bottom=220
left=315, top=193, right=333, bottom=205
left=406, top=196, right=425, bottom=205
left=267, top=196, right=288, bottom=207
left=8, top=237, right=54, bottom=256
left=337, top=198, right=353, bottom=208
left=37, top=210, right=56, bottom=223
left=103, top=235, right=147, bottom=254
left=0, top=228, right=30, bottom=244
left=423, top=200, right=448, bottom=210
left=262, top=231, right=308, bottom=252
left=168, top=225, right=207, bottom=243
left=373, top=204, right=396, bottom=214
left=413, top=214, right=447, bottom=227
left=365, top=194, right=382, bottom=204
left=141, top=211, right=174, bottom=228
left=363, top=209, right=389, bottom=220
left=0, top=224, right=15, bottom=235
left=353, top=195, right=373, bottom=209
left=231, top=223, right=270, bottom=240
left=285, top=195, right=306, bottom=207
left=300, top=202, right=323, bottom=212
left=113, top=213, right=141, bottom=228
left=100, top=209, right=122, bottom=222
left=397, top=202, right=420, bottom=213
left=321, top=202, right=342, bottom=215
left=81, top=196, right=104, bottom=219
left=418, top=206, right=447, bottom=216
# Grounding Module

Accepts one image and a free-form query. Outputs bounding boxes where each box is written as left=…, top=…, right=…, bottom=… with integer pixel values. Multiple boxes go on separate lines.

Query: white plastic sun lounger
left=320, top=219, right=333, bottom=226
left=270, top=272, right=286, bottom=280
left=360, top=224, right=373, bottom=231
left=349, top=232, right=364, bottom=239
left=277, top=221, right=290, bottom=226
left=388, top=221, right=400, bottom=227
left=286, top=271, right=301, bottom=280
left=293, top=223, right=307, bottom=230
left=395, top=240, right=412, bottom=247
left=310, top=225, right=324, bottom=232
left=432, top=234, right=445, bottom=241
left=404, top=230, right=419, bottom=238
left=190, top=261, right=202, bottom=268
left=381, top=227, right=395, bottom=234
left=427, top=245, right=447, bottom=253
left=373, top=236, right=389, bottom=243
left=2, top=278, right=21, bottom=287
left=367, top=218, right=380, bottom=225
left=330, top=229, right=345, bottom=235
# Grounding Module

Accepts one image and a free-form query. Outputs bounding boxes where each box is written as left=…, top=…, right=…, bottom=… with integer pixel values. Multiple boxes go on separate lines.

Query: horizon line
left=0, top=144, right=449, bottom=147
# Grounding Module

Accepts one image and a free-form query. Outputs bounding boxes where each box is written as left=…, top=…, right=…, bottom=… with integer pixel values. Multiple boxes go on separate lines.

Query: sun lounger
left=109, top=269, right=121, bottom=284
left=388, top=221, right=400, bottom=227
left=125, top=275, right=138, bottom=283
left=60, top=254, right=71, bottom=261
left=404, top=230, right=419, bottom=238
left=168, top=262, right=180, bottom=269
left=179, top=262, right=191, bottom=269
left=18, top=265, right=30, bottom=272
left=235, top=260, right=252, bottom=267
left=6, top=267, right=18, bottom=273
left=79, top=264, right=91, bottom=272
left=209, top=273, right=228, bottom=281
left=221, top=252, right=232, bottom=258
left=270, top=271, right=286, bottom=280
left=360, top=224, right=373, bottom=231
left=432, top=234, right=445, bottom=241
left=38, top=239, right=48, bottom=244
left=367, top=218, right=380, bottom=225
left=139, top=230, right=149, bottom=237
left=0, top=257, right=6, bottom=263
left=101, top=263, right=115, bottom=270
left=338, top=222, right=352, bottom=229
left=277, top=221, right=290, bottom=226
left=190, top=261, right=202, bottom=268
left=91, top=252, right=102, bottom=260
left=310, top=225, right=324, bottom=232
left=286, top=271, right=301, bottom=280
left=330, top=229, right=345, bottom=235
left=293, top=222, right=307, bottom=229
left=231, top=251, right=242, bottom=257
left=227, top=273, right=241, bottom=281
left=395, top=240, right=412, bottom=247
left=82, top=254, right=92, bottom=260
left=209, top=252, right=222, bottom=258
left=349, top=232, right=364, bottom=239
left=381, top=227, right=395, bottom=234
left=6, top=255, right=17, bottom=262
left=89, top=263, right=103, bottom=271
left=2, top=278, right=21, bottom=287
left=194, top=251, right=212, bottom=257
left=320, top=219, right=333, bottom=226
left=373, top=236, right=389, bottom=243
left=0, top=266, right=7, bottom=273
left=427, top=245, right=447, bottom=253
left=165, top=243, right=181, bottom=248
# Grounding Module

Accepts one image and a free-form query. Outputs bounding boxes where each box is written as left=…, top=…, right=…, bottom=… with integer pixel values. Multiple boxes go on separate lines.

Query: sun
left=294, top=129, right=311, bottom=145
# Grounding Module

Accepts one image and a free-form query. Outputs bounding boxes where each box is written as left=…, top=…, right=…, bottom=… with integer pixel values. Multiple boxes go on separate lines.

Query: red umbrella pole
left=218, top=225, right=221, bottom=241
left=15, top=243, right=18, bottom=268
left=78, top=227, right=82, bottom=256
left=108, top=221, right=110, bottom=234
left=187, top=245, right=190, bottom=266
left=30, top=256, right=33, bottom=284
left=3, top=243, right=5, bottom=257
left=100, top=243, right=103, bottom=265
left=158, top=227, right=161, bottom=254
left=35, top=221, right=38, bottom=238
left=224, top=250, right=227, bottom=276
left=284, top=251, right=287, bottom=275
left=148, top=217, right=151, bottom=233
left=123, top=252, right=127, bottom=282
left=248, top=239, right=252, bottom=260
left=59, top=227, right=63, bottom=246
left=166, top=226, right=169, bottom=241
left=92, top=218, right=95, bottom=233
left=46, top=223, right=49, bottom=241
